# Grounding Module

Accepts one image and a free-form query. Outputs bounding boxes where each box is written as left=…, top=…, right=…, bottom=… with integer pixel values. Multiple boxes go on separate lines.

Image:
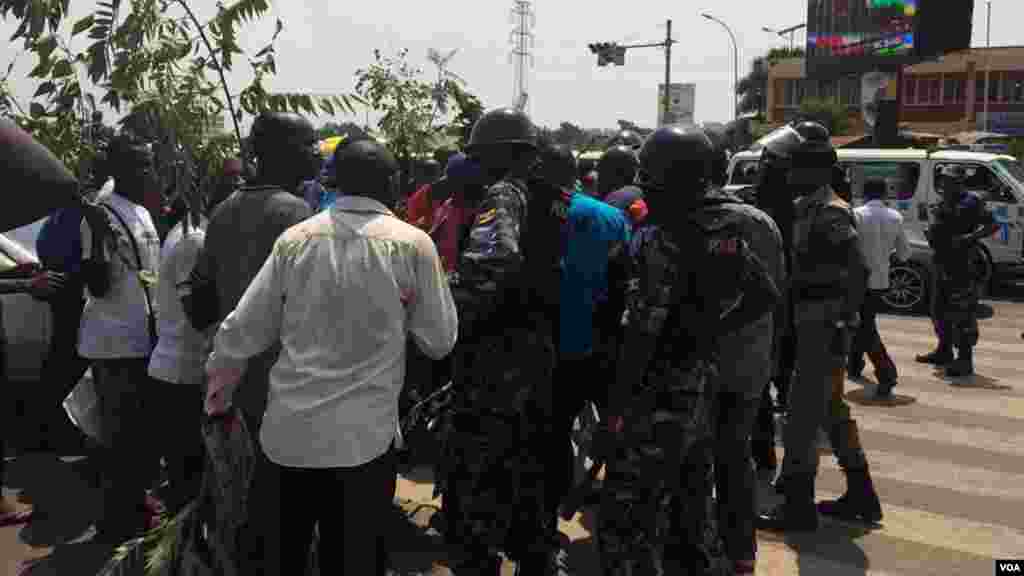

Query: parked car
left=0, top=218, right=51, bottom=382
left=727, top=147, right=1024, bottom=312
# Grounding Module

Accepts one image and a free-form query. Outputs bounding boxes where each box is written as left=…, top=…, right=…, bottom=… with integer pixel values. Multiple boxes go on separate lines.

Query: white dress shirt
left=79, top=191, right=161, bottom=359
left=854, top=199, right=911, bottom=291
left=148, top=223, right=208, bottom=385
left=207, top=195, right=458, bottom=469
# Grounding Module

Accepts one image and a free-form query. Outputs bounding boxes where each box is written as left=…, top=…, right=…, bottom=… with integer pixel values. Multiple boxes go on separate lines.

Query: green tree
left=798, top=97, right=852, bottom=136
left=354, top=48, right=483, bottom=176
left=1, top=0, right=360, bottom=198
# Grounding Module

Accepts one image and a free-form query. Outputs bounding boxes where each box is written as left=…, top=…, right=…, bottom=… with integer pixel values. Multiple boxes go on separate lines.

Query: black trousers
left=548, top=354, right=607, bottom=522
left=92, top=357, right=156, bottom=537
left=849, top=290, right=898, bottom=382
left=146, top=377, right=205, bottom=515
left=39, top=296, right=90, bottom=443
left=245, top=447, right=397, bottom=576
left=712, top=392, right=760, bottom=563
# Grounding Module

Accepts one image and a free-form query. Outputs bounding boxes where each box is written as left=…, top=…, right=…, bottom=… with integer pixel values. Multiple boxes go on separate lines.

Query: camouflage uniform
left=926, top=192, right=994, bottom=356
left=599, top=212, right=776, bottom=576
left=439, top=178, right=557, bottom=572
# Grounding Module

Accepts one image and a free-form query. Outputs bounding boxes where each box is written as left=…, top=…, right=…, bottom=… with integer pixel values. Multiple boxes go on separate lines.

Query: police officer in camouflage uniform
left=916, top=167, right=998, bottom=377
left=440, top=107, right=562, bottom=576
left=756, top=121, right=883, bottom=531
left=598, top=126, right=780, bottom=576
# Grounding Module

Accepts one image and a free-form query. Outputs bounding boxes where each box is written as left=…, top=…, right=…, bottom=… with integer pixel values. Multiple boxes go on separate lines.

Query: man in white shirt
left=849, top=179, right=910, bottom=398
left=204, top=140, right=458, bottom=576
left=79, top=135, right=162, bottom=542
left=146, top=188, right=223, bottom=515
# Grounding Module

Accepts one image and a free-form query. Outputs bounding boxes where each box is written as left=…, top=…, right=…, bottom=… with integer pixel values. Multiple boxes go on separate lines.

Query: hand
left=28, top=271, right=66, bottom=298
left=204, top=365, right=244, bottom=416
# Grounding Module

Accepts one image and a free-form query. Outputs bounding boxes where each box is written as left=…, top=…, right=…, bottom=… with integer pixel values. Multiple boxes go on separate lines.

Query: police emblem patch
left=709, top=237, right=738, bottom=255
left=476, top=208, right=497, bottom=224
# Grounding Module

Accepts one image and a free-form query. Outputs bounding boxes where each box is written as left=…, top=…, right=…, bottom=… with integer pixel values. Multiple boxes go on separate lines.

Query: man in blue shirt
left=537, top=144, right=630, bottom=526
left=36, top=195, right=93, bottom=451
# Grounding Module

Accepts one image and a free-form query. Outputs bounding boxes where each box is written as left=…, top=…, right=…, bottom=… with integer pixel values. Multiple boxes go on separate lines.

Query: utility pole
left=664, top=20, right=672, bottom=125
left=588, top=21, right=676, bottom=125
left=983, top=0, right=991, bottom=132
left=510, top=0, right=535, bottom=113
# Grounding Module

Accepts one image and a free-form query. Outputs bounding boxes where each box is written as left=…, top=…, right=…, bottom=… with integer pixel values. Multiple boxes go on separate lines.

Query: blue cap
left=445, top=153, right=484, bottom=184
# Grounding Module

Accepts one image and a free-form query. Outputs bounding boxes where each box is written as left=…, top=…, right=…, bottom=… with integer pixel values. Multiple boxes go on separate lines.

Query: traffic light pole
left=589, top=20, right=676, bottom=124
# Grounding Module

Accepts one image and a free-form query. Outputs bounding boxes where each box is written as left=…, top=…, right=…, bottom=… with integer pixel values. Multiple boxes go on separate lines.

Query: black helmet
left=597, top=145, right=639, bottom=193
left=702, top=127, right=730, bottom=187
left=606, top=130, right=644, bottom=150
left=538, top=143, right=578, bottom=188
left=466, top=107, right=537, bottom=152
left=756, top=120, right=836, bottom=188
left=637, top=125, right=716, bottom=192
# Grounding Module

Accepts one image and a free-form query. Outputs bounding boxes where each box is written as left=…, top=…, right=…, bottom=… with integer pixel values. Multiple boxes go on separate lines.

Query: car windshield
left=993, top=159, right=1024, bottom=192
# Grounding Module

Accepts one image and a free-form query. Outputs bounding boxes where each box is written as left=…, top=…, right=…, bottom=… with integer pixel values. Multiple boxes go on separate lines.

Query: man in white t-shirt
left=79, top=135, right=162, bottom=543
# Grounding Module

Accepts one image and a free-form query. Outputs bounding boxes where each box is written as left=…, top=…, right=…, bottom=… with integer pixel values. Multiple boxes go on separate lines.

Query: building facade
left=767, top=46, right=1024, bottom=136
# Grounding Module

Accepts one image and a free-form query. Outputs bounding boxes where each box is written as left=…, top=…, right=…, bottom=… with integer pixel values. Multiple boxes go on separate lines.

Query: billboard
left=658, top=83, right=696, bottom=127
left=806, top=0, right=975, bottom=77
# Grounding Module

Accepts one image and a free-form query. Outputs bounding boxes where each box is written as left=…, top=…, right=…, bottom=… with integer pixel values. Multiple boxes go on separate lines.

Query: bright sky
left=1, top=0, right=1018, bottom=131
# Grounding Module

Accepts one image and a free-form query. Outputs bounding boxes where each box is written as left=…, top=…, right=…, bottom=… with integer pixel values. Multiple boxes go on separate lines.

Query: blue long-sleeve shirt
left=37, top=206, right=84, bottom=275
left=560, top=189, right=630, bottom=356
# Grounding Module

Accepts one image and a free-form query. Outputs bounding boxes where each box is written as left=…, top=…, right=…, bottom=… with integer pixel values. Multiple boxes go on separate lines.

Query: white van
left=726, top=148, right=1024, bottom=311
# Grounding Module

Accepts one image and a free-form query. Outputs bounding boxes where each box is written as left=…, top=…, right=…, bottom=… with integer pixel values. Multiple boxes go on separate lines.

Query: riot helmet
left=596, top=145, right=639, bottom=196
left=703, top=127, right=731, bottom=187
left=606, top=129, right=644, bottom=150
left=756, top=120, right=836, bottom=191
left=636, top=125, right=716, bottom=195
left=466, top=107, right=538, bottom=153
left=538, top=143, right=578, bottom=190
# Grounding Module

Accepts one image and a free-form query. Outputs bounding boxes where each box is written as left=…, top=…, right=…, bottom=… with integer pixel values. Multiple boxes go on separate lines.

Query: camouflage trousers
left=597, top=373, right=732, bottom=576
left=440, top=410, right=554, bottom=563
left=931, top=267, right=980, bottom=349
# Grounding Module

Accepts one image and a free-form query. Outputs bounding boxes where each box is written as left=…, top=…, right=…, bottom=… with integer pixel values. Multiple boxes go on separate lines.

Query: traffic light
left=588, top=42, right=623, bottom=67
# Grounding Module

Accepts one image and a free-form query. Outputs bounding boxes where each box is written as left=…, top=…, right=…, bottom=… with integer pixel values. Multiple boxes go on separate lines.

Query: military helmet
left=597, top=145, right=639, bottom=178
left=636, top=125, right=716, bottom=192
left=702, top=127, right=731, bottom=186
left=756, top=120, right=836, bottom=188
left=466, top=107, right=538, bottom=153
left=606, top=129, right=644, bottom=150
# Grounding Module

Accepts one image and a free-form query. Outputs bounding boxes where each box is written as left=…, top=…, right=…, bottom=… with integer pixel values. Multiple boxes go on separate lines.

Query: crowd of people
left=0, top=107, right=1003, bottom=576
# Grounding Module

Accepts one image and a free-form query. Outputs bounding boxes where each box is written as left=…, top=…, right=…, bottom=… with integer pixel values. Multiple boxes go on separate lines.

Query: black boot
left=817, top=467, right=883, bottom=524
left=915, top=346, right=953, bottom=365
left=757, top=474, right=818, bottom=532
left=945, top=347, right=974, bottom=378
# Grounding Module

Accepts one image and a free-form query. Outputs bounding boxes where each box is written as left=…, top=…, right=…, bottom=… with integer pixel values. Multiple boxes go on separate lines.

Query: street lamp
left=763, top=23, right=806, bottom=52
left=702, top=12, right=739, bottom=120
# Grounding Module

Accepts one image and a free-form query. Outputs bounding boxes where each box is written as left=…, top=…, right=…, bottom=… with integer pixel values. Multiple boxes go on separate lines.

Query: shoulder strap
left=98, top=202, right=157, bottom=347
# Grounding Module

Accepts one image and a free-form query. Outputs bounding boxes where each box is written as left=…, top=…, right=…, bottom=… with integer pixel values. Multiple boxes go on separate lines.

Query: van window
left=845, top=162, right=920, bottom=201
left=934, top=163, right=1017, bottom=204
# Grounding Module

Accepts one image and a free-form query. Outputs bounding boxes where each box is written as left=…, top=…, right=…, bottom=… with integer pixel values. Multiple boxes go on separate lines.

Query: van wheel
left=884, top=262, right=929, bottom=313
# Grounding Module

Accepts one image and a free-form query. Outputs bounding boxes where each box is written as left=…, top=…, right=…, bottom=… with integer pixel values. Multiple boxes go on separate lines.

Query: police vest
left=628, top=199, right=753, bottom=381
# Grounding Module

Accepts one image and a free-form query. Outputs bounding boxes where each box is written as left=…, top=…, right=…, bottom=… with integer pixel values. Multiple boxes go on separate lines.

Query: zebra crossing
left=393, top=301, right=1024, bottom=575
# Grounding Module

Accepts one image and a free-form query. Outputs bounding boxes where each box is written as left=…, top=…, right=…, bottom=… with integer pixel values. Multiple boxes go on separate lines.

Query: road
left=4, top=302, right=1024, bottom=575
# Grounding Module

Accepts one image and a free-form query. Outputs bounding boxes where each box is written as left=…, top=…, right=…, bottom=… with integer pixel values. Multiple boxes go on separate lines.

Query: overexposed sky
left=1, top=0, right=1017, bottom=131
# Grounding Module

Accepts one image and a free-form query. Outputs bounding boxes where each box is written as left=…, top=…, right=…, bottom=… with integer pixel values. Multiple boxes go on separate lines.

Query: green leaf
left=29, top=59, right=52, bottom=78
left=34, top=81, right=56, bottom=97
left=29, top=102, right=45, bottom=118
left=52, top=59, right=73, bottom=78
left=72, top=14, right=95, bottom=36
